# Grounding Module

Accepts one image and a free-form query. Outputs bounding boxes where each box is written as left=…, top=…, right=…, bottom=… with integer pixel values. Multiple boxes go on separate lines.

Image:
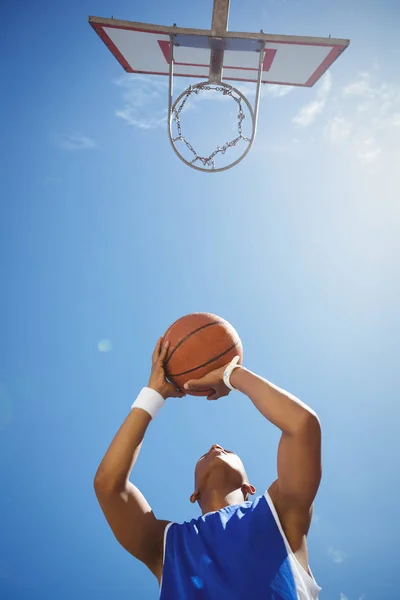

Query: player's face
left=195, top=444, right=246, bottom=487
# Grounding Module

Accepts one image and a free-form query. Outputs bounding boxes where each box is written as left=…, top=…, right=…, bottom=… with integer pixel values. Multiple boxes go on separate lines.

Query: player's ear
left=190, top=490, right=200, bottom=504
left=242, top=483, right=256, bottom=500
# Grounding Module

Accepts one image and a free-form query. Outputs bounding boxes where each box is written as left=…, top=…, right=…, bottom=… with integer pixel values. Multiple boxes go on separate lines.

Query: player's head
left=190, top=444, right=256, bottom=509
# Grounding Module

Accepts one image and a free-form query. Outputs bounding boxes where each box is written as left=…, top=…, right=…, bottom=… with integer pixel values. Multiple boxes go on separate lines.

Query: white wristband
left=131, top=387, right=165, bottom=419
left=223, top=356, right=241, bottom=390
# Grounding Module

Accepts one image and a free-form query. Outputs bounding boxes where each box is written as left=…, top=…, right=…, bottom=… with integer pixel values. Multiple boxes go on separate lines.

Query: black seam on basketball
left=165, top=320, right=223, bottom=366
left=169, top=342, right=238, bottom=377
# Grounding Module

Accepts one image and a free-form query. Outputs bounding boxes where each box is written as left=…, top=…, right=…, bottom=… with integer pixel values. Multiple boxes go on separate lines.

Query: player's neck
left=200, top=487, right=245, bottom=515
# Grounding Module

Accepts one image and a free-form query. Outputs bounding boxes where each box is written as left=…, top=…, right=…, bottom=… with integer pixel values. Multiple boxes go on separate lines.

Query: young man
left=94, top=338, right=322, bottom=599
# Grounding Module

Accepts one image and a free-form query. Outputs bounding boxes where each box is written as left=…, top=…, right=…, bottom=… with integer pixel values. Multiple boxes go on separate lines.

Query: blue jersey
left=159, top=491, right=321, bottom=600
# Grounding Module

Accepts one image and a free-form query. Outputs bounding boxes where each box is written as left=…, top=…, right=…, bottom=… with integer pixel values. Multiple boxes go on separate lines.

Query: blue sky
left=1, top=1, right=399, bottom=599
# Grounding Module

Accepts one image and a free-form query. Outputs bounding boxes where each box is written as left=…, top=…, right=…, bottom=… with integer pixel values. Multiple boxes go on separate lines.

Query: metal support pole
left=211, top=0, right=230, bottom=33
left=251, top=41, right=266, bottom=140
left=168, top=34, right=177, bottom=154
left=209, top=0, right=230, bottom=83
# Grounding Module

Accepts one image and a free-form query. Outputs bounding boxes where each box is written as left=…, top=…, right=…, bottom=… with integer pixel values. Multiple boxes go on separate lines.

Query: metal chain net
left=172, top=84, right=251, bottom=170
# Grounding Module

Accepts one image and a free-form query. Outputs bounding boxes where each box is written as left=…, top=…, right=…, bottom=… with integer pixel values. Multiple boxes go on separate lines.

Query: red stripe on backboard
left=90, top=21, right=134, bottom=72
left=305, top=46, right=343, bottom=86
left=262, top=49, right=277, bottom=71
left=159, top=40, right=173, bottom=64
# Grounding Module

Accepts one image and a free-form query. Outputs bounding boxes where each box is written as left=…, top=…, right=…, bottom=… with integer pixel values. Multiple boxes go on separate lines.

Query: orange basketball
left=163, top=313, right=243, bottom=396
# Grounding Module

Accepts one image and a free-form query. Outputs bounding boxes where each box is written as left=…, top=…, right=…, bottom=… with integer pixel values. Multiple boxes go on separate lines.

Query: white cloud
left=263, top=84, right=293, bottom=98
left=343, top=79, right=372, bottom=97
left=356, top=101, right=375, bottom=113
left=342, top=73, right=400, bottom=120
left=98, top=339, right=113, bottom=352
left=116, top=111, right=167, bottom=130
left=292, top=70, right=399, bottom=168
left=293, top=99, right=325, bottom=126
left=374, top=112, right=400, bottom=130
left=343, top=73, right=400, bottom=109
left=324, top=71, right=400, bottom=166
left=325, top=116, right=353, bottom=143
left=114, top=74, right=169, bottom=130
left=328, top=546, right=347, bottom=564
left=293, top=72, right=332, bottom=126
left=58, top=133, right=96, bottom=150
left=357, top=138, right=381, bottom=162
left=319, top=71, right=333, bottom=97
left=340, top=594, right=349, bottom=600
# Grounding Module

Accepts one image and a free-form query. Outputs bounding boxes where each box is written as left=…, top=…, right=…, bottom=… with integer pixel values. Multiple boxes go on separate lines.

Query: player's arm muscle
left=94, top=407, right=166, bottom=571
left=275, top=414, right=321, bottom=512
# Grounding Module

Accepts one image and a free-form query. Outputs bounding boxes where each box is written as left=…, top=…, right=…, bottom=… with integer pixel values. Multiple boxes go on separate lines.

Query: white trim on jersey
left=159, top=522, right=174, bottom=593
left=264, top=491, right=321, bottom=600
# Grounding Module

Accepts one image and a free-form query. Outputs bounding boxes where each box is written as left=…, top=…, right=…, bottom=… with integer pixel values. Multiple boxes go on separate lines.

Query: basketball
left=163, top=313, right=243, bottom=396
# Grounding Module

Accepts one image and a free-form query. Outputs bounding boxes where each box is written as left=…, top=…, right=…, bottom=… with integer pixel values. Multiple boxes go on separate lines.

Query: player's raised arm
left=229, top=367, right=322, bottom=513
left=185, top=360, right=321, bottom=514
left=94, top=339, right=184, bottom=577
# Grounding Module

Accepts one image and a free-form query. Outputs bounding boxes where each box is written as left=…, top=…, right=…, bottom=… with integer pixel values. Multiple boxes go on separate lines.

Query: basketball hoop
left=169, top=82, right=254, bottom=172
left=167, top=35, right=265, bottom=173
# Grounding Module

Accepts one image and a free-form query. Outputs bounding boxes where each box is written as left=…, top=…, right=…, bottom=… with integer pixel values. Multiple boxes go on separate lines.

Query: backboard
left=89, top=0, right=349, bottom=172
left=89, top=17, right=349, bottom=87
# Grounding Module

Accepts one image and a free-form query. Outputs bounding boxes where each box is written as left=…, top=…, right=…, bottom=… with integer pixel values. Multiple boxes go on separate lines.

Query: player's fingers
left=152, top=337, right=162, bottom=363
left=169, top=386, right=185, bottom=398
left=184, top=376, right=208, bottom=390
left=159, top=339, right=170, bottom=363
left=207, top=387, right=230, bottom=401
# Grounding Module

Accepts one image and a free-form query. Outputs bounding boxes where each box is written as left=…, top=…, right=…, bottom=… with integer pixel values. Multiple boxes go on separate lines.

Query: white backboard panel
left=90, top=18, right=349, bottom=87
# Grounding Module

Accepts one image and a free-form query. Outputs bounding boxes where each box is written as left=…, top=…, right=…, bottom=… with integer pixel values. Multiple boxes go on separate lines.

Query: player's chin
left=202, top=452, right=226, bottom=470
left=211, top=453, right=234, bottom=469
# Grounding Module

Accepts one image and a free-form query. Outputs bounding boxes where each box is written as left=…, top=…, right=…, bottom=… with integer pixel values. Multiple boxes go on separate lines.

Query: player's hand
left=184, top=365, right=231, bottom=401
left=148, top=338, right=186, bottom=400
